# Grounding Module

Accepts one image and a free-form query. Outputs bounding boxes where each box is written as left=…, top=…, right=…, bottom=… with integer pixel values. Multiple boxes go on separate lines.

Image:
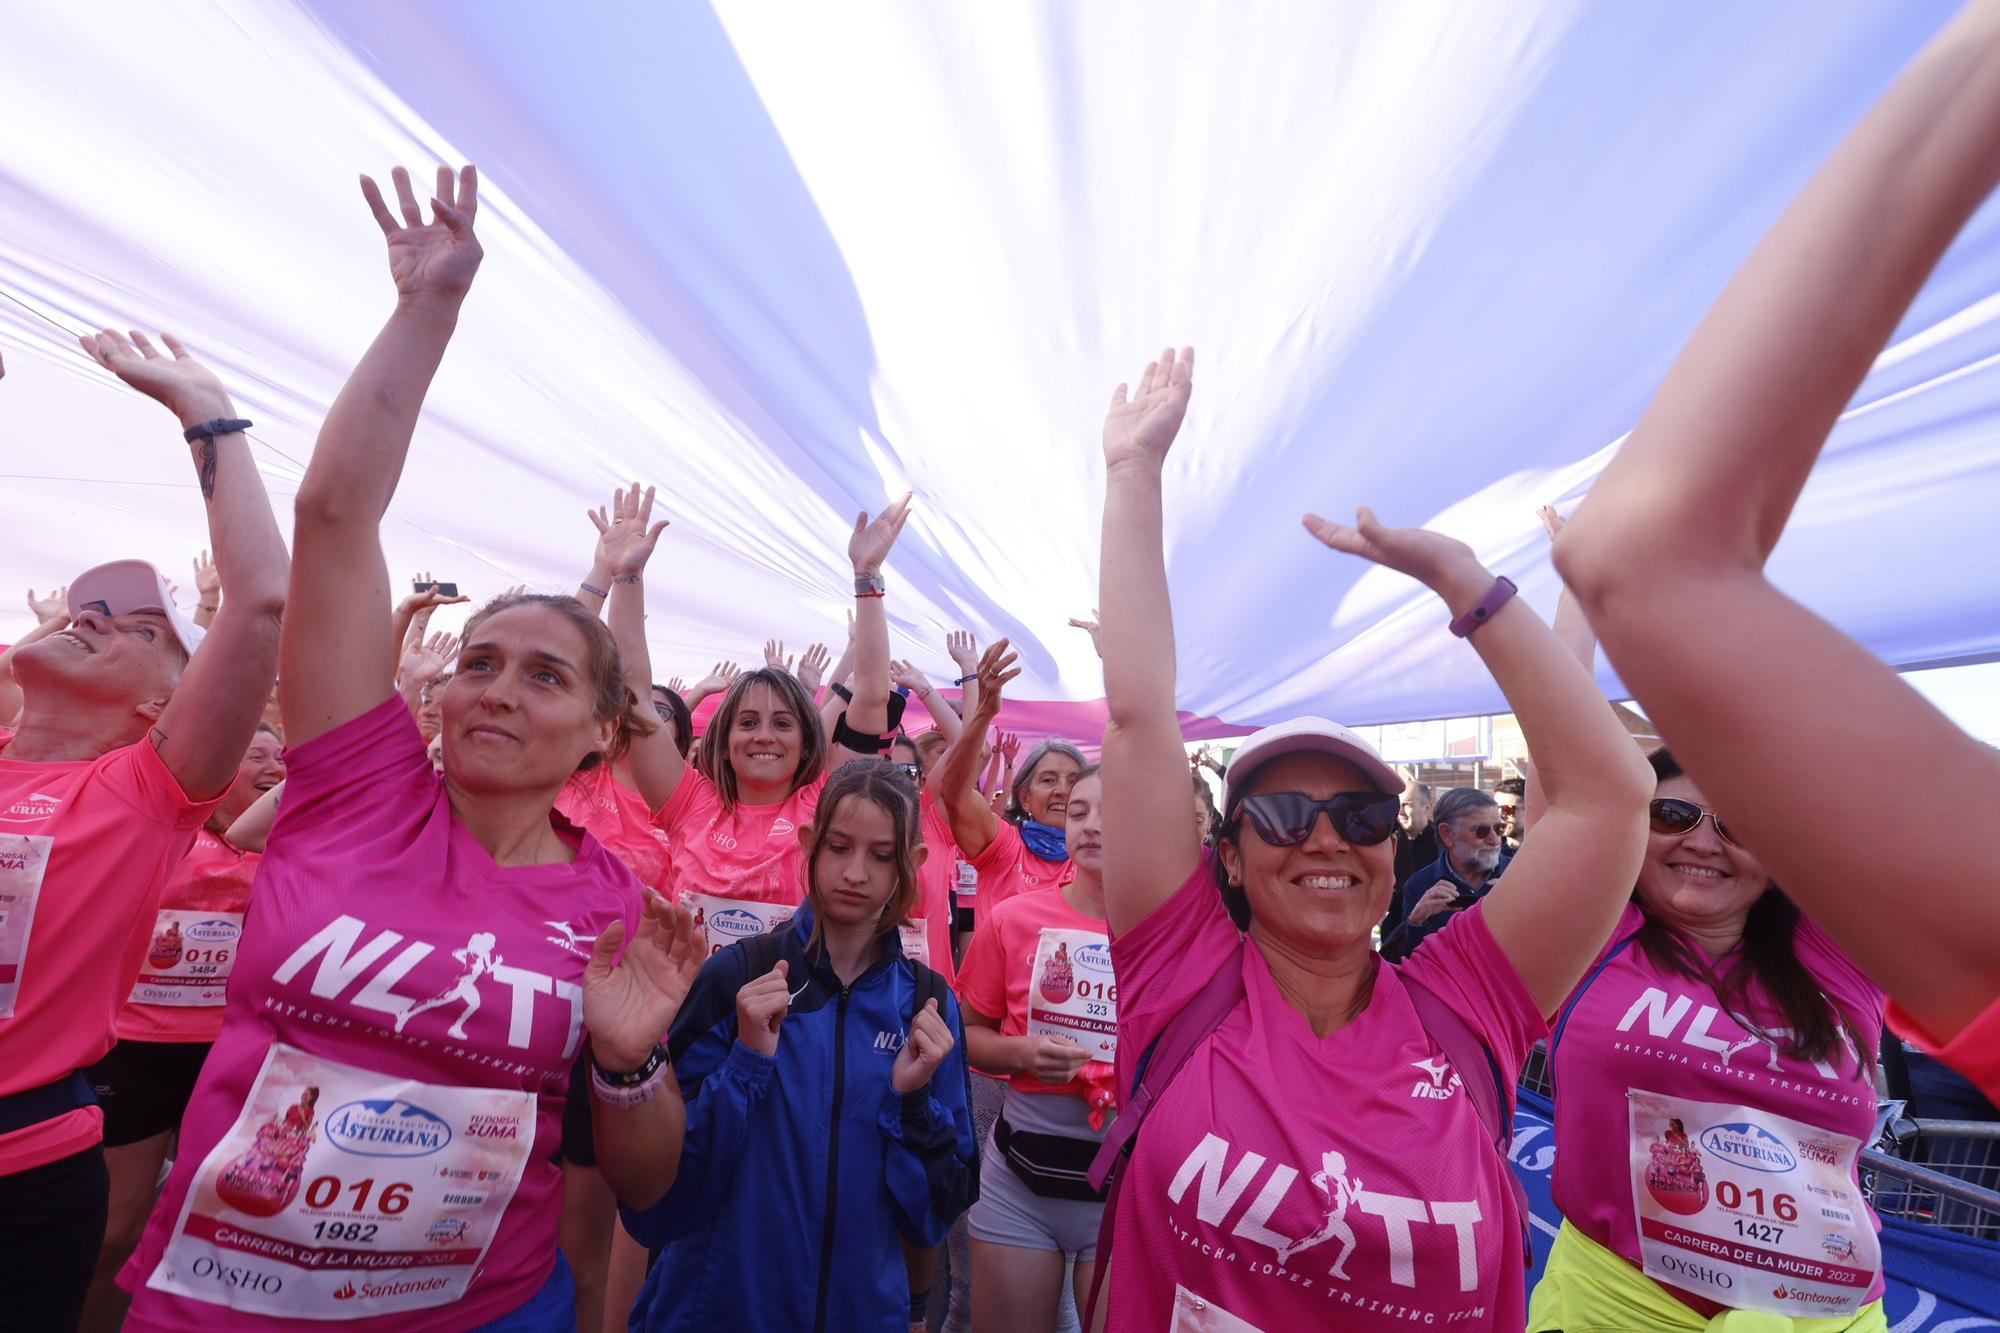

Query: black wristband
left=182, top=418, right=253, bottom=443
left=832, top=712, right=890, bottom=754
left=831, top=682, right=854, bottom=703
left=592, top=1042, right=668, bottom=1087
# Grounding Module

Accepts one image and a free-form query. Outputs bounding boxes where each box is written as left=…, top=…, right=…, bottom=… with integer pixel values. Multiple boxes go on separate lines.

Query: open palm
left=80, top=330, right=230, bottom=419
left=583, top=896, right=706, bottom=1071
left=849, top=492, right=913, bottom=574
left=1103, top=347, right=1194, bottom=468
left=1303, top=506, right=1482, bottom=592
left=590, top=483, right=669, bottom=578
left=361, top=165, right=483, bottom=303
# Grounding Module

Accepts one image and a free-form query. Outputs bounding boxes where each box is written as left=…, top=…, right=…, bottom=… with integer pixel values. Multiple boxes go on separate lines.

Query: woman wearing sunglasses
left=1095, top=347, right=1653, bottom=1330
left=1525, top=746, right=1888, bottom=1331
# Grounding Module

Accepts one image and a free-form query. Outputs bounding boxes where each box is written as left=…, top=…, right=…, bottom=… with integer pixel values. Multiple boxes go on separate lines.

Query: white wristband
left=590, top=1060, right=670, bottom=1110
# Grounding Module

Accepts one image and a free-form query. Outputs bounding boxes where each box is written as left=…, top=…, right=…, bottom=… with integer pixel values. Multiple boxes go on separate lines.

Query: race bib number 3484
left=147, top=1043, right=535, bottom=1319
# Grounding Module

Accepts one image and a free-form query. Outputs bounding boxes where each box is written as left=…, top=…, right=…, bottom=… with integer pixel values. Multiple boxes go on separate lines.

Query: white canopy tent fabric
left=4, top=1, right=1997, bottom=739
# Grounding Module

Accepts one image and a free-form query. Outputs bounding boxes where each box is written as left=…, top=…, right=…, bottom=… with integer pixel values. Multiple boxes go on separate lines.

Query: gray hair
left=1431, top=786, right=1498, bottom=830
left=1006, top=739, right=1089, bottom=822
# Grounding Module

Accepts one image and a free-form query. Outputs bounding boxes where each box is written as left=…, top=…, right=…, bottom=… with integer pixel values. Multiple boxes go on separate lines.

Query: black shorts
left=84, top=1040, right=212, bottom=1147
left=560, top=1052, right=597, bottom=1169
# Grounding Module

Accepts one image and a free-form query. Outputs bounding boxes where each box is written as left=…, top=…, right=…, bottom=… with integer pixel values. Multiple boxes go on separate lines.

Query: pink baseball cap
left=68, top=561, right=205, bottom=657
left=1221, top=716, right=1401, bottom=811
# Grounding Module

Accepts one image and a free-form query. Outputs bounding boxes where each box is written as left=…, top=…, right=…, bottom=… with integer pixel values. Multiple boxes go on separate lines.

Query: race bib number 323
left=147, top=1043, right=535, bottom=1319
left=1025, top=927, right=1117, bottom=1061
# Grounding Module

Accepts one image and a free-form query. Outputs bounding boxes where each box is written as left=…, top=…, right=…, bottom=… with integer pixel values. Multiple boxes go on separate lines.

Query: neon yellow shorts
left=1527, top=1220, right=1887, bottom=1333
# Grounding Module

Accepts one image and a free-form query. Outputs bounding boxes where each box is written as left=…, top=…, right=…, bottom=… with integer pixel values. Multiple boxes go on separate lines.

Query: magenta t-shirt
left=1548, top=903, right=1887, bottom=1309
left=1108, top=857, right=1544, bottom=1331
left=120, top=697, right=640, bottom=1331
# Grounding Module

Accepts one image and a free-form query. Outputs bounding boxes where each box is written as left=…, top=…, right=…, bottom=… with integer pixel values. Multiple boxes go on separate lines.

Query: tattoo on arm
left=197, top=439, right=218, bottom=502
left=613, top=574, right=640, bottom=585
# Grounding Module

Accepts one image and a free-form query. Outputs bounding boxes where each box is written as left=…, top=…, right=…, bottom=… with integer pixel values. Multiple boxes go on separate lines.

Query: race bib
left=147, top=1043, right=534, bottom=1318
left=0, top=835, right=53, bottom=1018
left=1628, top=1088, right=1879, bottom=1317
left=899, top=918, right=929, bottom=969
left=130, top=909, right=244, bottom=1007
left=679, top=890, right=794, bottom=957
left=954, top=860, right=977, bottom=898
left=1171, top=1284, right=1269, bottom=1332
left=1025, top=927, right=1117, bottom=1061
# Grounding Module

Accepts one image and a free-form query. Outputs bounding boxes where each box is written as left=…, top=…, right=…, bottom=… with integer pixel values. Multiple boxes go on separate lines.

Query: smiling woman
left=109, top=164, right=684, bottom=1333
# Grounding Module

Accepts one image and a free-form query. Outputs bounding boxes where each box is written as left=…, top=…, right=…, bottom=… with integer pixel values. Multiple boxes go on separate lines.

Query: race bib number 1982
left=147, top=1043, right=535, bottom=1319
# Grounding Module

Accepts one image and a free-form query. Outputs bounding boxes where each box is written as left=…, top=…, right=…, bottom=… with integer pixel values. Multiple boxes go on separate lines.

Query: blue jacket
left=1397, top=846, right=1511, bottom=956
left=623, top=909, right=977, bottom=1332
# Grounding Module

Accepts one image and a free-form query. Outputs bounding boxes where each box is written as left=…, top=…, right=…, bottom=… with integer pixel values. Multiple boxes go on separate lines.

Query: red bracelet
left=855, top=589, right=886, bottom=600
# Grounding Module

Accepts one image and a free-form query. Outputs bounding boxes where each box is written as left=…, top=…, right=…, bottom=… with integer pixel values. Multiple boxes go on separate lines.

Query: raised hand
left=79, top=329, right=234, bottom=426
left=736, top=960, right=792, bottom=1058
left=891, top=998, right=957, bottom=1094
left=969, top=639, right=1020, bottom=723
left=1067, top=609, right=1103, bottom=658
left=763, top=640, right=795, bottom=675
left=889, top=659, right=930, bottom=694
left=26, top=587, right=68, bottom=624
left=192, top=551, right=222, bottom=605
left=1026, top=1033, right=1090, bottom=1085
left=1302, top=506, right=1492, bottom=604
left=693, top=660, right=741, bottom=696
left=848, top=492, right=913, bottom=575
left=665, top=675, right=687, bottom=695
left=1103, top=346, right=1194, bottom=469
left=583, top=892, right=707, bottom=1071
left=399, top=630, right=460, bottom=688
left=1537, top=504, right=1566, bottom=542
left=796, top=643, right=832, bottom=694
left=397, top=573, right=471, bottom=619
left=360, top=164, right=482, bottom=304
left=945, top=630, right=978, bottom=676
left=997, top=731, right=1022, bottom=766
left=589, top=483, right=670, bottom=580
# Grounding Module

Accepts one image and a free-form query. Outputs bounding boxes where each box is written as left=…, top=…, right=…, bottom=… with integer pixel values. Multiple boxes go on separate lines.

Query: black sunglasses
left=1234, top=791, right=1398, bottom=848
left=1648, top=798, right=1742, bottom=849
left=895, top=762, right=922, bottom=782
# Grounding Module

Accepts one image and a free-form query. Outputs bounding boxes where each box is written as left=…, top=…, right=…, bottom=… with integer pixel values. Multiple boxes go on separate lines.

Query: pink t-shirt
left=117, top=829, right=260, bottom=1045
left=0, top=730, right=214, bottom=1173
left=913, top=791, right=961, bottom=984
left=956, top=883, right=1113, bottom=1100
left=654, top=768, right=826, bottom=906
left=120, top=697, right=640, bottom=1331
left=556, top=764, right=672, bottom=891
left=966, top=819, right=1070, bottom=914
left=1548, top=904, right=1887, bottom=1308
left=1107, top=856, right=1543, bottom=1331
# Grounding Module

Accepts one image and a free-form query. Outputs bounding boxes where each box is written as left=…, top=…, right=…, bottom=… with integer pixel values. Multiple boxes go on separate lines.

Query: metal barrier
left=1867, top=1118, right=2000, bottom=1240
left=1515, top=1044, right=2000, bottom=1241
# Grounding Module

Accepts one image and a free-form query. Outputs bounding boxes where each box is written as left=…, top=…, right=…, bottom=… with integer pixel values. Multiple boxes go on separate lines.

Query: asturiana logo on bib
left=326, top=1098, right=453, bottom=1158
left=1698, top=1122, right=1796, bottom=1173
left=185, top=918, right=241, bottom=945
left=711, top=908, right=771, bottom=940
left=1074, top=942, right=1113, bottom=976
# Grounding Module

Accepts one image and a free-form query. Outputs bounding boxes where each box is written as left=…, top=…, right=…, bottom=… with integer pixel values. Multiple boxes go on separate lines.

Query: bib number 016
left=302, top=1175, right=413, bottom=1215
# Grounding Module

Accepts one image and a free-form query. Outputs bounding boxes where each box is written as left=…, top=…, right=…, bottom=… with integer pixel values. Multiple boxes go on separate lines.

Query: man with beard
left=1394, top=787, right=1512, bottom=958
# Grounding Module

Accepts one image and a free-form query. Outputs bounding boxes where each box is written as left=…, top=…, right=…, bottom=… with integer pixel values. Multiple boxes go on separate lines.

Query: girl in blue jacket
left=586, top=758, right=976, bottom=1331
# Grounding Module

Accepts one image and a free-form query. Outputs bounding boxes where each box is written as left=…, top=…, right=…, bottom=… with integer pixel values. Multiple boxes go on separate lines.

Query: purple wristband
left=1448, top=576, right=1517, bottom=638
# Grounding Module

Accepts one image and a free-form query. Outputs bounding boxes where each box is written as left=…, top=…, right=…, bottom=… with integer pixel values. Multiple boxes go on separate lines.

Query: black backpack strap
left=737, top=929, right=785, bottom=982
left=907, top=960, right=949, bottom=1024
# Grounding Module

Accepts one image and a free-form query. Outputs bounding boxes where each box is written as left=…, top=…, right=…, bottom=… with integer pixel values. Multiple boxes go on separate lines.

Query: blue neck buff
left=1019, top=817, right=1068, bottom=862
